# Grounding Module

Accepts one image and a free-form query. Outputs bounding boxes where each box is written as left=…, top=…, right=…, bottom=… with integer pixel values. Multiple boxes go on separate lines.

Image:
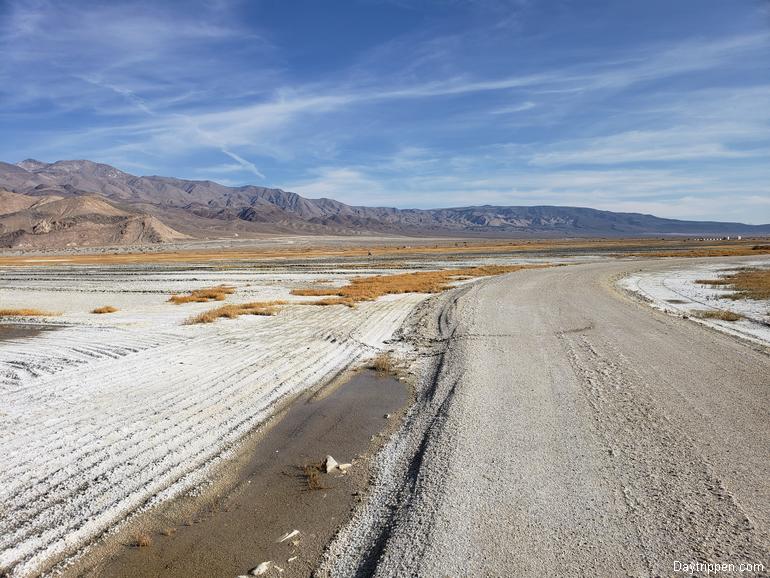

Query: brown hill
left=1, top=160, right=768, bottom=246
left=0, top=191, right=189, bottom=249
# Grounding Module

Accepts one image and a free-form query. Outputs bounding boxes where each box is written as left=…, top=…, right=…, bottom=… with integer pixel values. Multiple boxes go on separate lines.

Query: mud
left=71, top=370, right=409, bottom=578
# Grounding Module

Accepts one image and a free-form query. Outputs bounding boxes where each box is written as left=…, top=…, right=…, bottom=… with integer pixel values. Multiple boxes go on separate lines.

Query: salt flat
left=620, top=259, right=770, bottom=346
left=0, top=264, right=428, bottom=576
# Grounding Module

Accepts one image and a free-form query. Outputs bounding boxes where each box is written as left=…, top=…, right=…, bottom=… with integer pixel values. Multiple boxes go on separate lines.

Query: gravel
left=319, top=258, right=770, bottom=577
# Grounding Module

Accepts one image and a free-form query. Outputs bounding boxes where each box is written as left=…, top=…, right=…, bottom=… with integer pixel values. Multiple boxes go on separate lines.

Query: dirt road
left=322, top=260, right=770, bottom=577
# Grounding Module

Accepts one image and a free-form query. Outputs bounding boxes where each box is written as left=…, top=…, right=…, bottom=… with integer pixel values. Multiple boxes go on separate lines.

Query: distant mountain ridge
left=0, top=159, right=767, bottom=248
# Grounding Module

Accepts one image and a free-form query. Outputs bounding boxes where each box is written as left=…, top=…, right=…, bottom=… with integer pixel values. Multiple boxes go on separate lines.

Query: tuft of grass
left=696, top=268, right=770, bottom=301
left=292, top=264, right=553, bottom=305
left=169, top=285, right=235, bottom=304
left=132, top=533, right=152, bottom=548
left=0, top=308, right=60, bottom=317
left=723, top=269, right=770, bottom=300
left=371, top=353, right=392, bottom=375
left=184, top=300, right=287, bottom=325
left=91, top=306, right=119, bottom=314
left=308, top=297, right=356, bottom=307
left=692, top=309, right=743, bottom=321
left=302, top=463, right=324, bottom=491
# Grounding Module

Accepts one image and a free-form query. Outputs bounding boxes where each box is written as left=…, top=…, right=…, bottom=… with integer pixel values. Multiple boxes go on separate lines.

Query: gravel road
left=321, top=259, right=770, bottom=577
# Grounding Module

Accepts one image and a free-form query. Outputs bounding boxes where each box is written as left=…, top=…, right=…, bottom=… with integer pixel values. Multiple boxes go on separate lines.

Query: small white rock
left=337, top=463, right=352, bottom=471
left=277, top=529, right=300, bottom=543
left=249, top=561, right=272, bottom=575
left=323, top=455, right=338, bottom=473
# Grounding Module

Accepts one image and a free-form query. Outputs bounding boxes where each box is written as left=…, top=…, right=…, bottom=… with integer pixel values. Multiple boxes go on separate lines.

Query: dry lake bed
left=1, top=248, right=769, bottom=577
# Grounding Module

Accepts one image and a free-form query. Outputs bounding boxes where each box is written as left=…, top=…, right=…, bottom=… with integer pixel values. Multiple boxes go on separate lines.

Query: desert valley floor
left=1, top=242, right=769, bottom=577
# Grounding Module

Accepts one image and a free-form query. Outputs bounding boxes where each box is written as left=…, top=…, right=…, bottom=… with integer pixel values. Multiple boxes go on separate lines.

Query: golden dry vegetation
left=292, top=264, right=554, bottom=305
left=91, top=306, right=119, bottom=314
left=306, top=297, right=356, bottom=307
left=2, top=238, right=768, bottom=267
left=626, top=245, right=770, bottom=258
left=0, top=308, right=60, bottom=317
left=132, top=533, right=152, bottom=548
left=169, top=285, right=235, bottom=304
left=184, top=300, right=287, bottom=325
left=697, top=268, right=770, bottom=300
left=302, top=463, right=324, bottom=491
left=371, top=353, right=393, bottom=375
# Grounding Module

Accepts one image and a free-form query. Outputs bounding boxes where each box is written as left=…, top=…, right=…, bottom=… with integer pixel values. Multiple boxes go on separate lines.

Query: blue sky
left=1, top=0, right=769, bottom=223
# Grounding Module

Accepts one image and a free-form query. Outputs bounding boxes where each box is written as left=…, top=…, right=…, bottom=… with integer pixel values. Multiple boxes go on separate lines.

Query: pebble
left=249, top=561, right=272, bottom=575
left=323, top=455, right=338, bottom=473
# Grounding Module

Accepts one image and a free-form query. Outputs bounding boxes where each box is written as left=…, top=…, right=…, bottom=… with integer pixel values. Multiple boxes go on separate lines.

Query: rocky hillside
left=0, top=159, right=768, bottom=247
left=0, top=188, right=189, bottom=248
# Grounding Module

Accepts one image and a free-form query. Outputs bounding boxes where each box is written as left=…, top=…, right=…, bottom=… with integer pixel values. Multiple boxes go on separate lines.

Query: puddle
left=0, top=324, right=58, bottom=341
left=73, top=370, right=409, bottom=578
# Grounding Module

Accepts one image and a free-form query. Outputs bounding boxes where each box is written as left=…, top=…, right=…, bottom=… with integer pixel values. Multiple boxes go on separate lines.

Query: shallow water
left=76, top=369, right=409, bottom=578
left=0, top=323, right=58, bottom=341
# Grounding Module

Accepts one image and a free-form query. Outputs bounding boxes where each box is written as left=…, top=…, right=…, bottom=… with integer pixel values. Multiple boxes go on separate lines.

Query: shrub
left=696, top=268, right=770, bottom=300
left=169, top=285, right=235, bottom=304
left=0, top=308, right=60, bottom=317
left=184, top=301, right=287, bottom=325
left=302, top=463, right=324, bottom=491
left=291, top=264, right=553, bottom=305
left=371, top=353, right=392, bottom=375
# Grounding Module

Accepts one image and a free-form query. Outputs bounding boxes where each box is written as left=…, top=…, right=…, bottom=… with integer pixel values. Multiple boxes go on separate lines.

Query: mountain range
left=0, top=159, right=767, bottom=249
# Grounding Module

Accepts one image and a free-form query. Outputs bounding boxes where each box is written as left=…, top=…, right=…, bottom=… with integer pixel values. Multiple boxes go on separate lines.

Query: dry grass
left=302, top=463, right=324, bottom=491
left=722, top=269, right=770, bottom=300
left=169, top=285, right=235, bottom=304
left=5, top=238, right=768, bottom=267
left=0, top=308, right=60, bottom=317
left=91, top=306, right=119, bottom=314
left=307, top=297, right=356, bottom=307
left=184, top=300, right=287, bottom=325
left=697, top=268, right=770, bottom=300
left=371, top=353, right=393, bottom=375
left=292, top=264, right=553, bottom=304
left=626, top=245, right=770, bottom=258
left=132, top=533, right=152, bottom=548
left=692, top=310, right=743, bottom=321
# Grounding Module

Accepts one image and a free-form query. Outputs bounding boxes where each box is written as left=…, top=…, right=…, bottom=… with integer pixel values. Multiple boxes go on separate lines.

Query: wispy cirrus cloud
left=0, top=0, right=768, bottom=222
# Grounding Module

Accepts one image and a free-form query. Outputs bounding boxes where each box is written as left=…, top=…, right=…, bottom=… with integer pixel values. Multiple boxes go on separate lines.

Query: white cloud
left=489, top=102, right=537, bottom=114
left=220, top=150, right=265, bottom=180
left=1, top=1, right=768, bottom=224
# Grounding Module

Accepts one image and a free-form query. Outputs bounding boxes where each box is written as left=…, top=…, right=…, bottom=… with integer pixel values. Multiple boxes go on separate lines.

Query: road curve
left=323, top=259, right=770, bottom=577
